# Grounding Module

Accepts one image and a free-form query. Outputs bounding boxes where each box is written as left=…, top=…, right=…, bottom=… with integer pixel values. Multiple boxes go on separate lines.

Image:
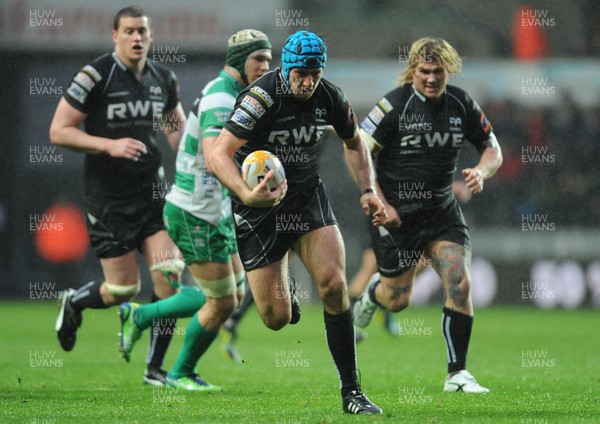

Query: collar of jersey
left=219, top=69, right=244, bottom=92
left=411, top=84, right=448, bottom=106
left=411, top=84, right=427, bottom=102
left=112, top=52, right=152, bottom=76
left=112, top=52, right=128, bottom=72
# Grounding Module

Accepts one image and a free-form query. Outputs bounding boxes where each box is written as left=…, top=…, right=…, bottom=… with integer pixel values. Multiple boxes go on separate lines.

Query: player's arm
left=343, top=130, right=386, bottom=227
left=462, top=133, right=503, bottom=194
left=358, top=128, right=401, bottom=227
left=209, top=128, right=286, bottom=207
left=162, top=103, right=186, bottom=151
left=452, top=180, right=472, bottom=204
left=202, top=136, right=218, bottom=173
left=49, top=98, right=147, bottom=161
left=202, top=107, right=236, bottom=171
left=373, top=178, right=401, bottom=227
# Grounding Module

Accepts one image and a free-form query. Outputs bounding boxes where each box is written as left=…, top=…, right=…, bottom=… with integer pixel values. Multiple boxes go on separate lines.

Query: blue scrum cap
left=281, top=30, right=327, bottom=83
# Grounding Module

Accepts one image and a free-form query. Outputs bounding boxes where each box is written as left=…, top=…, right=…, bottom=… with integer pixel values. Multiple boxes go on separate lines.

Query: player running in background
left=118, top=30, right=275, bottom=390
left=210, top=30, right=385, bottom=414
left=353, top=37, right=502, bottom=393
left=50, top=6, right=186, bottom=386
left=349, top=247, right=399, bottom=340
left=349, top=181, right=473, bottom=340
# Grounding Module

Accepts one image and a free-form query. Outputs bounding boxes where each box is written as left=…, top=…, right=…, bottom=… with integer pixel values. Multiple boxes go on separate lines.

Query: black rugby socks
left=324, top=308, right=359, bottom=397
left=146, top=292, right=176, bottom=370
left=441, top=307, right=473, bottom=373
left=70, top=280, right=109, bottom=311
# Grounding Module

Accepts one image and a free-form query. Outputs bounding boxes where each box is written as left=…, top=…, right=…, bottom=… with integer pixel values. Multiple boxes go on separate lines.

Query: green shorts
left=163, top=201, right=238, bottom=265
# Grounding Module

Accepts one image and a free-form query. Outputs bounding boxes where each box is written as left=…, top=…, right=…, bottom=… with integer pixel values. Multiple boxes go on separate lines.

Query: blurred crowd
left=461, top=95, right=600, bottom=228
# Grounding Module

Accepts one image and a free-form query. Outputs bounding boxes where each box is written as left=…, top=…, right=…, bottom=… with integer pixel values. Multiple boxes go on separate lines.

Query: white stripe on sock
left=71, top=280, right=96, bottom=303
left=443, top=313, right=457, bottom=364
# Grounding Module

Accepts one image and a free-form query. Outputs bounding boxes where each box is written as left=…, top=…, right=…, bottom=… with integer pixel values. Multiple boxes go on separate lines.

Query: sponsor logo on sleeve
left=479, top=113, right=491, bottom=132
left=347, top=103, right=356, bottom=126
left=67, top=82, right=88, bottom=104
left=241, top=95, right=266, bottom=119
left=378, top=97, right=394, bottom=112
left=232, top=108, right=256, bottom=131
left=368, top=105, right=385, bottom=125
left=361, top=117, right=376, bottom=135
left=82, top=65, right=102, bottom=82
left=73, top=72, right=95, bottom=92
left=249, top=86, right=274, bottom=107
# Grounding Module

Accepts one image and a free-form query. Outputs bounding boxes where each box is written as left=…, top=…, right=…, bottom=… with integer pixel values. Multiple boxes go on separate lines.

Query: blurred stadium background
left=1, top=0, right=599, bottom=309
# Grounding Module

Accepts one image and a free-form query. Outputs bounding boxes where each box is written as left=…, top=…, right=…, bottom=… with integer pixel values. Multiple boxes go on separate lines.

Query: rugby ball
left=241, top=150, right=286, bottom=190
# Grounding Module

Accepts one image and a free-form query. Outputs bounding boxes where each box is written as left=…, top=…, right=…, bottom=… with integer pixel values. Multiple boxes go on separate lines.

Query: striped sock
left=441, top=307, right=473, bottom=374
left=70, top=280, right=108, bottom=311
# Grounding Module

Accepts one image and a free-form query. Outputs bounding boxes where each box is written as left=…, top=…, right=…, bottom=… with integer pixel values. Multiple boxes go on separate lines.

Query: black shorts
left=233, top=178, right=337, bottom=271
left=371, top=199, right=470, bottom=277
left=85, top=196, right=166, bottom=259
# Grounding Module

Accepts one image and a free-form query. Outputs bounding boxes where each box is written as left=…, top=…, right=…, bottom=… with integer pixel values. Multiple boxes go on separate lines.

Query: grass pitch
left=1, top=301, right=599, bottom=423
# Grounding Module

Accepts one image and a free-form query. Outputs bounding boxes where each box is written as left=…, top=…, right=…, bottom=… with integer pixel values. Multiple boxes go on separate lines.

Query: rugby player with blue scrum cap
left=209, top=30, right=386, bottom=415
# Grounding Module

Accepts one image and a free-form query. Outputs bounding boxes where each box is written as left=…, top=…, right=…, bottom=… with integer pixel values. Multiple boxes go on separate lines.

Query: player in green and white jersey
left=119, top=29, right=272, bottom=390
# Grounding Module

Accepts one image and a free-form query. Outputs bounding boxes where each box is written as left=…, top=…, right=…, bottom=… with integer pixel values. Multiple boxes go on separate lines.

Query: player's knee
left=194, top=274, right=238, bottom=322
left=387, top=296, right=411, bottom=312
left=318, top=276, right=346, bottom=303
left=259, top=305, right=290, bottom=331
left=385, top=289, right=411, bottom=312
left=207, top=295, right=238, bottom=323
left=456, top=276, right=472, bottom=293
left=263, top=315, right=289, bottom=331
left=447, top=276, right=471, bottom=305
left=103, top=280, right=140, bottom=302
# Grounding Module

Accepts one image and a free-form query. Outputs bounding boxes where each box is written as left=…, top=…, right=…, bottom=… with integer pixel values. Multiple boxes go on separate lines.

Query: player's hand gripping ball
left=241, top=150, right=286, bottom=190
